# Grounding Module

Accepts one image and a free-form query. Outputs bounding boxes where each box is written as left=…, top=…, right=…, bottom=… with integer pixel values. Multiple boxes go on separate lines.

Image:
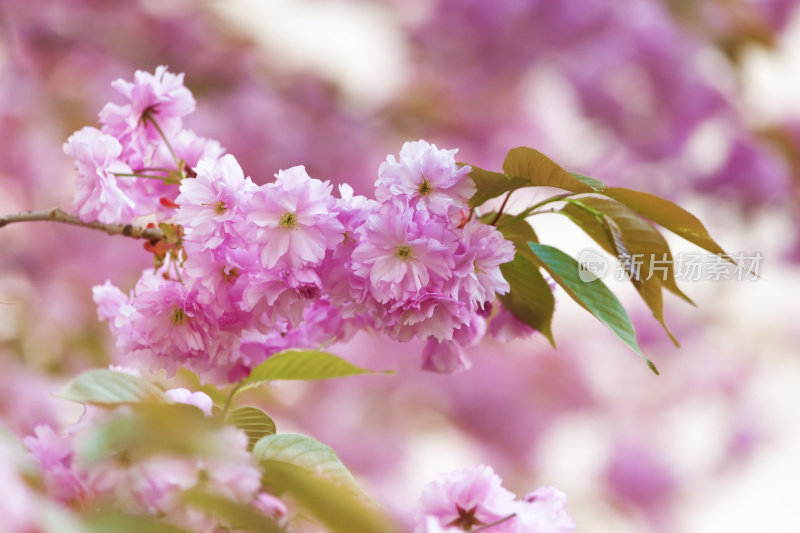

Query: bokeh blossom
left=417, top=464, right=575, bottom=532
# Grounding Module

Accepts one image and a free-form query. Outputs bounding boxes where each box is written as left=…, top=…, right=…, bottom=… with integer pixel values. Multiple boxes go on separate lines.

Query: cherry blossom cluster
left=72, top=67, right=520, bottom=383
left=24, top=379, right=286, bottom=532
left=64, top=66, right=223, bottom=225
left=417, top=464, right=575, bottom=532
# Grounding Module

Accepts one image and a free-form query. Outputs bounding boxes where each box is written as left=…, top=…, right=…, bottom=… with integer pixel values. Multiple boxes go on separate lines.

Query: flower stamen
left=279, top=212, right=298, bottom=229
left=419, top=177, right=433, bottom=195
left=395, top=244, right=414, bottom=261
left=170, top=307, right=186, bottom=326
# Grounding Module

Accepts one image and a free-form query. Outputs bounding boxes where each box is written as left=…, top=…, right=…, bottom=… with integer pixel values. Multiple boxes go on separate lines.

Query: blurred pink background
left=1, top=1, right=799, bottom=531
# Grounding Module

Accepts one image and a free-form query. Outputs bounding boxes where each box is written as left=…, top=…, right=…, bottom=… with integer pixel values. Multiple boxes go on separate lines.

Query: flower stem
left=143, top=112, right=180, bottom=167
left=0, top=207, right=164, bottom=242
left=113, top=172, right=171, bottom=181
left=489, top=191, right=513, bottom=226
left=497, top=193, right=574, bottom=229
left=472, top=513, right=517, bottom=532
left=134, top=166, right=175, bottom=172
left=222, top=383, right=243, bottom=417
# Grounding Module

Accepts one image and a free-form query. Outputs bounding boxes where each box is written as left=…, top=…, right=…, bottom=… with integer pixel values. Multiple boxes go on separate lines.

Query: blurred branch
left=0, top=207, right=164, bottom=242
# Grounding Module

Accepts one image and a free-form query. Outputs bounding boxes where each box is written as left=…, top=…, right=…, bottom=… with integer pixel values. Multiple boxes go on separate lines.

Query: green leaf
left=260, top=460, right=396, bottom=533
left=84, top=511, right=186, bottom=533
left=253, top=433, right=365, bottom=498
left=562, top=198, right=678, bottom=346
left=498, top=254, right=555, bottom=345
left=78, top=403, right=223, bottom=462
left=182, top=490, right=283, bottom=533
left=527, top=243, right=658, bottom=374
left=240, top=349, right=391, bottom=393
left=570, top=172, right=606, bottom=191
left=565, top=197, right=693, bottom=305
left=467, top=165, right=529, bottom=208
left=228, top=407, right=277, bottom=450
left=59, top=369, right=167, bottom=406
left=487, top=214, right=553, bottom=342
left=503, top=147, right=597, bottom=193
left=602, top=187, right=730, bottom=259
left=492, top=213, right=539, bottom=246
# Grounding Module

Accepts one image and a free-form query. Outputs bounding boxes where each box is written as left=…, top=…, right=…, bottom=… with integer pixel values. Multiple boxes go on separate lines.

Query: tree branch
left=0, top=207, right=164, bottom=242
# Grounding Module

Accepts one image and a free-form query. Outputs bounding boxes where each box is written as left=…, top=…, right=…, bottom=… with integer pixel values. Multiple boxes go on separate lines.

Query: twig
left=489, top=191, right=513, bottom=226
left=0, top=207, right=164, bottom=242
left=472, top=513, right=517, bottom=531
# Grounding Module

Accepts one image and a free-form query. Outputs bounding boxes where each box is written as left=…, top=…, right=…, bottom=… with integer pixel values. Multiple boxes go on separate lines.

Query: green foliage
left=502, top=147, right=599, bottom=193
left=253, top=433, right=394, bottom=532
left=77, top=403, right=224, bottom=462
left=464, top=146, right=731, bottom=371
left=253, top=433, right=365, bottom=498
left=602, top=187, right=730, bottom=258
left=569, top=172, right=607, bottom=192
left=260, top=460, right=397, bottom=533
left=562, top=197, right=692, bottom=344
left=59, top=369, right=167, bottom=406
left=498, top=254, right=555, bottom=345
left=83, top=511, right=187, bottom=533
left=467, top=166, right=529, bottom=207
left=528, top=243, right=658, bottom=374
left=228, top=406, right=277, bottom=450
left=182, top=490, right=283, bottom=532
left=239, top=349, right=391, bottom=393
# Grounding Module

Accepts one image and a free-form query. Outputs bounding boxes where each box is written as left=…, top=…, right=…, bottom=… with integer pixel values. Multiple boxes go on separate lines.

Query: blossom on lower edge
left=0, top=433, right=38, bottom=532
left=417, top=464, right=575, bottom=533
left=24, top=393, right=274, bottom=533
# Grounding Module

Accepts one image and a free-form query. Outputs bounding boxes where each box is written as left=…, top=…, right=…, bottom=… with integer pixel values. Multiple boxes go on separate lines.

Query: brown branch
left=0, top=207, right=164, bottom=242
left=490, top=191, right=513, bottom=226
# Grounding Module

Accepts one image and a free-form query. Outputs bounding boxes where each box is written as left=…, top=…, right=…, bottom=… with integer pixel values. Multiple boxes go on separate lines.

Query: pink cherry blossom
left=93, top=281, right=140, bottom=348
left=375, top=140, right=474, bottom=216
left=417, top=464, right=516, bottom=532
left=24, top=425, right=84, bottom=503
left=176, top=154, right=255, bottom=251
left=63, top=126, right=136, bottom=223
left=165, top=388, right=214, bottom=416
left=389, top=293, right=470, bottom=342
left=351, top=202, right=456, bottom=303
left=451, top=220, right=515, bottom=306
left=254, top=492, right=289, bottom=525
left=418, top=465, right=575, bottom=532
left=99, top=66, right=195, bottom=153
left=248, top=165, right=344, bottom=270
left=419, top=515, right=462, bottom=533
left=514, top=487, right=576, bottom=533
left=421, top=339, right=472, bottom=373
left=0, top=436, right=38, bottom=533
left=98, top=272, right=241, bottom=382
